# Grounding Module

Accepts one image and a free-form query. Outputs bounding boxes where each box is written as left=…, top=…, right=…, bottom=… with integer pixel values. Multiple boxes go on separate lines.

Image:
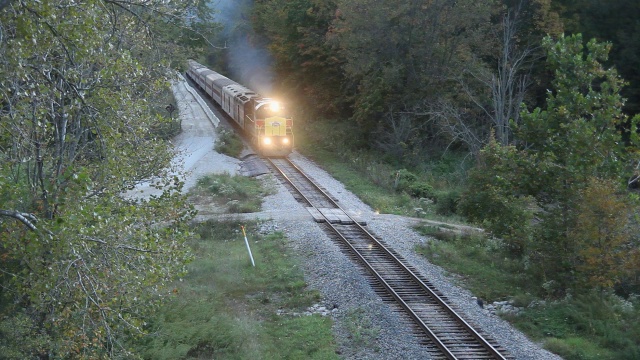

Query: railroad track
left=267, top=157, right=512, bottom=360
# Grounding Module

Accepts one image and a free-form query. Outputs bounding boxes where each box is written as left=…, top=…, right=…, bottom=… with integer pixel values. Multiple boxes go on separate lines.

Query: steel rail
left=267, top=157, right=508, bottom=360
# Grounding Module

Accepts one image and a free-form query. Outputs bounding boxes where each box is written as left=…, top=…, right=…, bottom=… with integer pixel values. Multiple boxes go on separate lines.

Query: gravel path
left=125, top=78, right=239, bottom=200
left=171, top=79, right=563, bottom=360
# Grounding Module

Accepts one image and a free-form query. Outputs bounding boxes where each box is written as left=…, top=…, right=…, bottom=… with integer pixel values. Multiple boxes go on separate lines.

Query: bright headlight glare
left=282, top=138, right=289, bottom=144
left=263, top=137, right=272, bottom=145
left=269, top=102, right=281, bottom=112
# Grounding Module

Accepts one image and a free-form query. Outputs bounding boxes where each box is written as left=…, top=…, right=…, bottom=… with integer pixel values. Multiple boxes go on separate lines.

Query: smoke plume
left=212, top=0, right=274, bottom=95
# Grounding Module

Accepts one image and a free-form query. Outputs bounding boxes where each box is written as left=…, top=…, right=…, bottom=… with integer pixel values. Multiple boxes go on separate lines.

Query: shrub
left=392, top=169, right=417, bottom=190
left=569, top=177, right=635, bottom=291
left=408, top=181, right=435, bottom=198
left=434, top=189, right=460, bottom=215
left=215, top=129, right=244, bottom=158
left=392, top=169, right=436, bottom=199
left=193, top=173, right=271, bottom=213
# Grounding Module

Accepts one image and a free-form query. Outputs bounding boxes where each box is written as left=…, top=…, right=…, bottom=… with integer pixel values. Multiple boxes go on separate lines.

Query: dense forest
left=238, top=0, right=640, bottom=356
left=242, top=0, right=640, bottom=294
left=1, top=0, right=639, bottom=358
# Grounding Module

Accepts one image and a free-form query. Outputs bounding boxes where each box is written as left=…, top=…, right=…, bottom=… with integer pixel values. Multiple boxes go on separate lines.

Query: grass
left=414, top=224, right=528, bottom=301
left=343, top=307, right=380, bottom=350
left=304, top=150, right=415, bottom=216
left=132, top=220, right=338, bottom=359
left=191, top=173, right=275, bottom=213
left=511, top=292, right=640, bottom=359
left=293, top=115, right=640, bottom=360
left=413, top=223, right=640, bottom=359
left=294, top=119, right=468, bottom=221
left=215, top=128, right=245, bottom=158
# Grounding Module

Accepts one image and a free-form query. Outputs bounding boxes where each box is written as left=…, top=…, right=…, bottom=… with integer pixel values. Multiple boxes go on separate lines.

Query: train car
left=186, top=60, right=293, bottom=157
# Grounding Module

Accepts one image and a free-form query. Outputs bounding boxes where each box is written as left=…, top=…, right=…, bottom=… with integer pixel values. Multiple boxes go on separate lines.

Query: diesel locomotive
left=186, top=60, right=293, bottom=157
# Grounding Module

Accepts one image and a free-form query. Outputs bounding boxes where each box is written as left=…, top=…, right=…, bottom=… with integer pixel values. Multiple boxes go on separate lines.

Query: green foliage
left=329, top=0, right=500, bottom=131
left=420, top=152, right=474, bottom=188
left=133, top=221, right=338, bottom=359
left=519, top=34, right=634, bottom=182
left=392, top=168, right=435, bottom=198
left=458, top=138, right=536, bottom=256
left=214, top=128, right=245, bottom=158
left=513, top=293, right=640, bottom=360
left=558, top=0, right=640, bottom=115
left=0, top=0, right=214, bottom=357
left=193, top=173, right=274, bottom=213
left=460, top=34, right=640, bottom=292
left=433, top=189, right=461, bottom=216
left=0, top=311, right=52, bottom=360
left=393, top=168, right=418, bottom=186
left=417, top=223, right=640, bottom=359
left=252, top=0, right=348, bottom=117
left=252, top=0, right=503, bottom=149
left=408, top=182, right=435, bottom=199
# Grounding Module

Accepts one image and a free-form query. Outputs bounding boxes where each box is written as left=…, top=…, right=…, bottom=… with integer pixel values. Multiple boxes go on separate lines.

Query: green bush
left=408, top=181, right=435, bottom=198
left=392, top=169, right=435, bottom=199
left=193, top=173, right=273, bottom=213
left=511, top=292, right=640, bottom=360
left=214, top=128, right=244, bottom=158
left=458, top=181, right=535, bottom=257
left=392, top=169, right=417, bottom=190
left=434, top=189, right=460, bottom=215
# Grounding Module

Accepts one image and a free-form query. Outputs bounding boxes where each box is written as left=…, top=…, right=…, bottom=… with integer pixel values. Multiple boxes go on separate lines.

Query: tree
left=251, top=0, right=347, bottom=117
left=430, top=0, right=564, bottom=153
left=325, top=0, right=502, bottom=159
left=460, top=34, right=640, bottom=294
left=0, top=0, right=211, bottom=357
left=557, top=0, right=640, bottom=115
left=570, top=178, right=635, bottom=290
left=470, top=2, right=536, bottom=146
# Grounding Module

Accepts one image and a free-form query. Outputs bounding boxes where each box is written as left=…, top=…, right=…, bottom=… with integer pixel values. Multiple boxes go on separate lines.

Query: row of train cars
left=186, top=60, right=294, bottom=157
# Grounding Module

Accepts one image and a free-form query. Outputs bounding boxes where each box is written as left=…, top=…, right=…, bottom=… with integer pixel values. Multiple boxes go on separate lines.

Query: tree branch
left=0, top=209, right=38, bottom=231
left=81, top=235, right=161, bottom=253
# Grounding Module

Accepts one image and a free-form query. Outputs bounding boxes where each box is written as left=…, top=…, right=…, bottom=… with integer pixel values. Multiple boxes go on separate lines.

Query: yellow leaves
left=570, top=177, right=634, bottom=290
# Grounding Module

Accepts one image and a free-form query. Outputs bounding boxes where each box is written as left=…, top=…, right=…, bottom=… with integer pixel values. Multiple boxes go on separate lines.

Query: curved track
left=268, top=157, right=512, bottom=360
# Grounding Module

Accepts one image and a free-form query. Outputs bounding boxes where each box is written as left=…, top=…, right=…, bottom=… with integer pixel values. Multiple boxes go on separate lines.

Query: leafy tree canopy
left=460, top=33, right=640, bottom=295
left=0, top=0, right=215, bottom=357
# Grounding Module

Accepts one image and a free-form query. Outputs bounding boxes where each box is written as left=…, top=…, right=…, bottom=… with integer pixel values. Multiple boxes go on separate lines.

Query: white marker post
left=241, top=225, right=255, bottom=267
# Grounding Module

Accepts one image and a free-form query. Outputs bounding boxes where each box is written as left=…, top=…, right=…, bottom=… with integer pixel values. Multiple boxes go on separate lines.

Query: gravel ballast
left=259, top=153, right=563, bottom=360
left=172, top=78, right=562, bottom=359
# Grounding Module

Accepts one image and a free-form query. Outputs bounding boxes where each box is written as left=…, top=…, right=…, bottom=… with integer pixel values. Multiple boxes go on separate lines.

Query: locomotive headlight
left=282, top=137, right=290, bottom=144
left=263, top=137, right=272, bottom=145
left=269, top=101, right=281, bottom=112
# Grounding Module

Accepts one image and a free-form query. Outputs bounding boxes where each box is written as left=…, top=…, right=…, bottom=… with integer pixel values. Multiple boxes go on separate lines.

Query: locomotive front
left=252, top=98, right=293, bottom=157
left=186, top=59, right=294, bottom=157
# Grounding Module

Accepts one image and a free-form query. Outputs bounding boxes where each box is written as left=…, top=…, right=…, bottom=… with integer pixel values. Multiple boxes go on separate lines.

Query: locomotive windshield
left=256, top=101, right=289, bottom=119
